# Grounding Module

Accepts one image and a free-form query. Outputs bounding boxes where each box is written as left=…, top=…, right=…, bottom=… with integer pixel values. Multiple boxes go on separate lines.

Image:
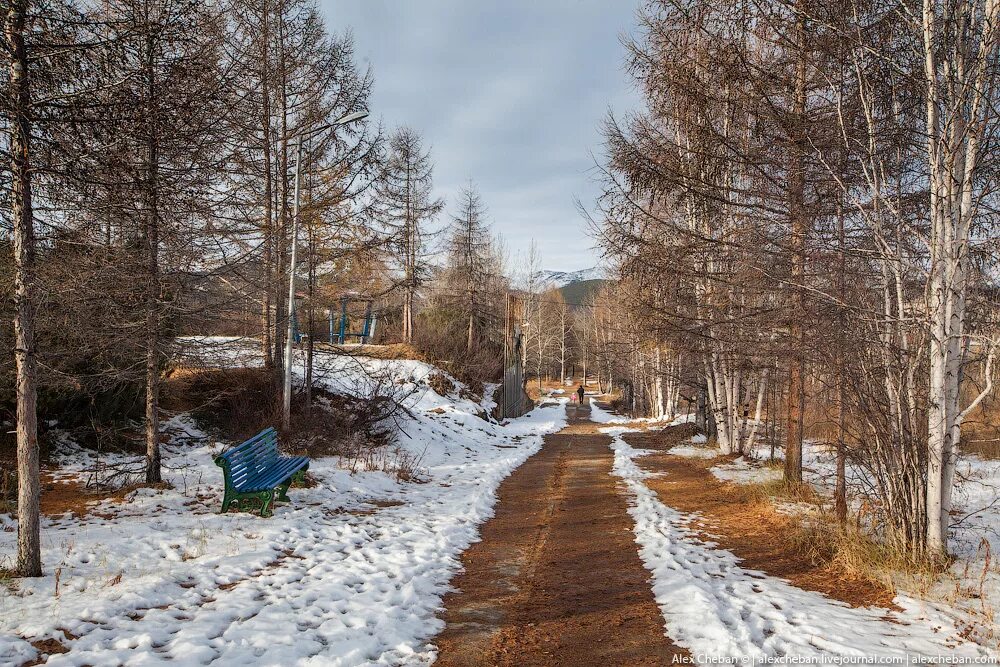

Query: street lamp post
left=282, top=111, right=368, bottom=431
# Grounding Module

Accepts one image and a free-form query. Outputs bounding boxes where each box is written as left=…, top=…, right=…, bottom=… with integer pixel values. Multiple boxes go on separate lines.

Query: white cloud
left=323, top=0, right=641, bottom=271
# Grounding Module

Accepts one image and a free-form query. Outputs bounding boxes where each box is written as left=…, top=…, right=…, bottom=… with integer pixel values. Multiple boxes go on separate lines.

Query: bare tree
left=920, top=0, right=1000, bottom=556
left=374, top=127, right=443, bottom=343
left=4, top=0, right=40, bottom=577
left=444, top=182, right=500, bottom=352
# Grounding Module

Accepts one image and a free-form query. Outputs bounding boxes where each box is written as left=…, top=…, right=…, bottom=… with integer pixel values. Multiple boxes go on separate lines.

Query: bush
left=411, top=313, right=502, bottom=394
left=162, top=367, right=281, bottom=441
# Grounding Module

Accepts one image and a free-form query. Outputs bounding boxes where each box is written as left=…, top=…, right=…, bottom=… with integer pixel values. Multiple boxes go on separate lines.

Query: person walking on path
left=577, top=385, right=585, bottom=405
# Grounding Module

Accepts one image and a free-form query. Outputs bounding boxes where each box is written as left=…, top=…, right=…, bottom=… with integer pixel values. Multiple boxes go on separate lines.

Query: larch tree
left=99, top=0, right=229, bottom=483
left=444, top=182, right=497, bottom=353
left=4, top=0, right=40, bottom=577
left=373, top=127, right=443, bottom=343
left=2, top=0, right=111, bottom=576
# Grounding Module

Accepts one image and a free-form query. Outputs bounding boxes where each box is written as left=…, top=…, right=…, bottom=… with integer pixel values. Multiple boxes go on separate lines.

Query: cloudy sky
left=320, top=1, right=642, bottom=273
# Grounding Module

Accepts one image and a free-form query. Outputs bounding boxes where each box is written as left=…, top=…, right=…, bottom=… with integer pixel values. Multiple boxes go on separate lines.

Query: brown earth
left=37, top=473, right=171, bottom=520
left=622, top=428, right=895, bottom=608
left=433, top=401, right=685, bottom=667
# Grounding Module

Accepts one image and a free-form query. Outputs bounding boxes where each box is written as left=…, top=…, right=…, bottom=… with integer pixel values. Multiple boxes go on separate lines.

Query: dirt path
left=433, top=401, right=684, bottom=666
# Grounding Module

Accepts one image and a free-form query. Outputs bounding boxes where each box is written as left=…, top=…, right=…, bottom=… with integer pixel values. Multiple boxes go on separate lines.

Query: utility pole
left=280, top=111, right=368, bottom=431
left=281, top=135, right=303, bottom=431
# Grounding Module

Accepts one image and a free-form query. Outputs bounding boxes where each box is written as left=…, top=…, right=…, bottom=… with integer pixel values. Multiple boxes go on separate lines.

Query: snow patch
left=608, top=431, right=994, bottom=660
left=668, top=445, right=719, bottom=460
left=710, top=458, right=783, bottom=485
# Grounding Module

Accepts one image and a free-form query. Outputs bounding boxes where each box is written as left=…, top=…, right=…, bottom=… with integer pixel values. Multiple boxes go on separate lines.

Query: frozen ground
left=603, top=420, right=997, bottom=660
left=0, top=344, right=567, bottom=666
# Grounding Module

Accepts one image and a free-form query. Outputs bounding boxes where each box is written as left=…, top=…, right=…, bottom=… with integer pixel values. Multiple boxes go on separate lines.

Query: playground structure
left=292, top=294, right=378, bottom=345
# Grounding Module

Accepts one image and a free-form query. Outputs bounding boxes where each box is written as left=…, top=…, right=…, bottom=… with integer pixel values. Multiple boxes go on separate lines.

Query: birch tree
left=920, top=0, right=1000, bottom=555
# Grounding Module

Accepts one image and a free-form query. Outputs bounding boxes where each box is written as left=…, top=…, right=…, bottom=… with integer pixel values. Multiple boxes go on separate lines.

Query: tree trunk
left=745, top=368, right=770, bottom=454
left=259, top=0, right=274, bottom=369
left=7, top=0, right=42, bottom=577
left=784, top=4, right=808, bottom=485
left=143, top=27, right=162, bottom=485
left=654, top=346, right=664, bottom=418
left=272, top=9, right=289, bottom=372
left=305, top=221, right=315, bottom=414
left=696, top=385, right=707, bottom=433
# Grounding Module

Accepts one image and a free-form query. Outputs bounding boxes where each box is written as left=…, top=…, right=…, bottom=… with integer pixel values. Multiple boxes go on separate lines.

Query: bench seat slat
left=214, top=428, right=310, bottom=517
left=236, top=456, right=309, bottom=492
left=229, top=450, right=279, bottom=475
left=234, top=460, right=296, bottom=491
left=222, top=437, right=277, bottom=463
left=220, top=428, right=276, bottom=453
left=226, top=439, right=279, bottom=466
left=219, top=432, right=278, bottom=462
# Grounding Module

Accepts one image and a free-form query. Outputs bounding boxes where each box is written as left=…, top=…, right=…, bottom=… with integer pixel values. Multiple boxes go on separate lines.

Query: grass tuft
left=789, top=515, right=942, bottom=596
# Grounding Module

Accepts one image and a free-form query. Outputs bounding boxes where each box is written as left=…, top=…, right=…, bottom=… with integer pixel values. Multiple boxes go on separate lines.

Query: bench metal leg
left=276, top=478, right=292, bottom=503
left=259, top=490, right=275, bottom=517
left=295, top=464, right=309, bottom=482
left=220, top=491, right=233, bottom=514
left=277, top=466, right=308, bottom=503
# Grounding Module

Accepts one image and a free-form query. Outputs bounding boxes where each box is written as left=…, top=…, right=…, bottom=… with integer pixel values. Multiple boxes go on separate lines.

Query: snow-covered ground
left=605, top=425, right=997, bottom=660
left=704, top=437, right=1000, bottom=646
left=588, top=402, right=694, bottom=427
left=0, top=344, right=566, bottom=666
left=709, top=457, right=783, bottom=485
left=592, top=399, right=1000, bottom=652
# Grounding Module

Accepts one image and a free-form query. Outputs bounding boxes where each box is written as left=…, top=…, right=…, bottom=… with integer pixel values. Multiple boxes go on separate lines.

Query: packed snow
left=588, top=402, right=693, bottom=427
left=0, top=344, right=566, bottom=666
left=710, top=458, right=783, bottom=485
left=665, top=444, right=718, bottom=460
left=605, top=427, right=996, bottom=660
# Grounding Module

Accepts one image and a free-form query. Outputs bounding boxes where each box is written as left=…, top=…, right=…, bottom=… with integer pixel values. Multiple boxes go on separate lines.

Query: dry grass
left=717, top=471, right=940, bottom=597
left=788, top=519, right=941, bottom=596
left=311, top=342, right=429, bottom=363
left=427, top=372, right=458, bottom=398
left=960, top=436, right=1000, bottom=460
left=724, top=477, right=823, bottom=508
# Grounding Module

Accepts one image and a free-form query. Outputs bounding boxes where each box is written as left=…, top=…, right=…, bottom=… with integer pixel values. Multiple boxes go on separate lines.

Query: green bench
left=214, top=427, right=309, bottom=517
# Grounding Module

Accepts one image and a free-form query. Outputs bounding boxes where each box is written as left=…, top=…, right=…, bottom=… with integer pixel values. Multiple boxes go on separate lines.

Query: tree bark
left=143, top=24, right=162, bottom=485
left=784, top=3, right=808, bottom=485
left=7, top=0, right=42, bottom=577
left=259, top=0, right=274, bottom=369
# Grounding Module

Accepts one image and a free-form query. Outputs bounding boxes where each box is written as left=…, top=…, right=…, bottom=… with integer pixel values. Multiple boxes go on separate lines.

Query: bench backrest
left=216, top=427, right=281, bottom=485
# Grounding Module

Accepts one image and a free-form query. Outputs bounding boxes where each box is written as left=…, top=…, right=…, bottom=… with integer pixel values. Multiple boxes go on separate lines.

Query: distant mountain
left=537, top=267, right=605, bottom=288
left=559, top=278, right=608, bottom=306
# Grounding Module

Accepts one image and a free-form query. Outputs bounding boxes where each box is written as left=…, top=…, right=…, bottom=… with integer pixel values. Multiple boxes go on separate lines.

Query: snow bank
left=710, top=458, right=783, bottom=485
left=607, top=430, right=995, bottom=661
left=0, top=349, right=566, bottom=666
left=588, top=401, right=694, bottom=427
left=759, top=439, right=1000, bottom=644
left=667, top=445, right=718, bottom=460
